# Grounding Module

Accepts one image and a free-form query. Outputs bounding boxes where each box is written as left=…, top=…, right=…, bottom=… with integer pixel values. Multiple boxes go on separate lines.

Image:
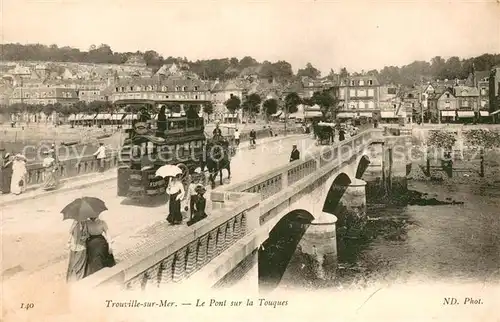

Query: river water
left=265, top=153, right=500, bottom=291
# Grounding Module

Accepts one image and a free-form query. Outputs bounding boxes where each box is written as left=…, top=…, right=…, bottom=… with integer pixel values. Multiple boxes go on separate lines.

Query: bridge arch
left=322, top=172, right=352, bottom=215
left=355, top=155, right=371, bottom=179
left=258, top=209, right=314, bottom=292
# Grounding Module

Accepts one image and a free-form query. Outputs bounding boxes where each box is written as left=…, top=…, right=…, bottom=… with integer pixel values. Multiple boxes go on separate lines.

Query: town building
left=427, top=89, right=458, bottom=123
left=335, top=75, right=381, bottom=120
left=489, top=66, right=500, bottom=120
left=111, top=77, right=212, bottom=103
left=9, top=86, right=79, bottom=107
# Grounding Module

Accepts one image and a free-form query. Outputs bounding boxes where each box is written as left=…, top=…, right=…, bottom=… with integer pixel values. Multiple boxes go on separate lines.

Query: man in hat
left=289, top=144, right=300, bottom=162
left=0, top=153, right=13, bottom=194
left=93, top=142, right=106, bottom=173
left=213, top=122, right=222, bottom=140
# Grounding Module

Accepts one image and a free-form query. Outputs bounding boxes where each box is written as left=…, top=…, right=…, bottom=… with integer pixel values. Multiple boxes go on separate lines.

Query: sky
left=1, top=0, right=499, bottom=74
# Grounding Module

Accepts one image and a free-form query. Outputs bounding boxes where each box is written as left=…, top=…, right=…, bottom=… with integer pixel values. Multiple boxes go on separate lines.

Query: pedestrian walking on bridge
left=289, top=145, right=300, bottom=162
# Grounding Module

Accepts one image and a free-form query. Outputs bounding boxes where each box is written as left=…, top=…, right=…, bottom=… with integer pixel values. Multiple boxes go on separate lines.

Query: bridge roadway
left=1, top=134, right=321, bottom=314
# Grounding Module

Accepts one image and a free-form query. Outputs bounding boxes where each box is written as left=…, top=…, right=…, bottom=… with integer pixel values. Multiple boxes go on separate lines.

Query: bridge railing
left=212, top=129, right=383, bottom=205
left=78, top=192, right=260, bottom=290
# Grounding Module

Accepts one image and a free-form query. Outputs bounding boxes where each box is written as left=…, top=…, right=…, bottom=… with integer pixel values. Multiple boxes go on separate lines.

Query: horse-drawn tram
left=116, top=99, right=207, bottom=199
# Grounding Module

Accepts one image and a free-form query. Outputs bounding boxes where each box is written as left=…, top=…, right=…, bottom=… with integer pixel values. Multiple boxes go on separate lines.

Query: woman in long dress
left=85, top=217, right=115, bottom=276
left=1, top=153, right=13, bottom=194
left=10, top=154, right=27, bottom=195
left=42, top=152, right=59, bottom=190
left=66, top=220, right=89, bottom=282
left=166, top=174, right=185, bottom=225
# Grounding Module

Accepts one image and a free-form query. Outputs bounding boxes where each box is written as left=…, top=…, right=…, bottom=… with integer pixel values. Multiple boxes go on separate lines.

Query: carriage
left=116, top=99, right=236, bottom=199
left=116, top=100, right=206, bottom=199
left=314, top=121, right=336, bottom=145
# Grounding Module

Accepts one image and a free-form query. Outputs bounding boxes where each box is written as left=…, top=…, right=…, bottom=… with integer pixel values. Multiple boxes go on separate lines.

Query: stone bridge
left=78, top=128, right=411, bottom=293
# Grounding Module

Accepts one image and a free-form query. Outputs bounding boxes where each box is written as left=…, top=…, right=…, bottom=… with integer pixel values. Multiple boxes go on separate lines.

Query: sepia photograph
left=0, top=0, right=499, bottom=321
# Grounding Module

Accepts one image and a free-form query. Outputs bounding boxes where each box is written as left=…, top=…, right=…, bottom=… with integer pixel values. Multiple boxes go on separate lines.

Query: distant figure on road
left=338, top=128, right=346, bottom=141
left=1, top=153, right=13, bottom=194
left=289, top=145, right=300, bottom=162
left=42, top=151, right=59, bottom=191
left=157, top=105, right=167, bottom=134
left=269, top=127, right=274, bottom=137
left=93, top=143, right=106, bottom=173
left=234, top=128, right=240, bottom=146
left=213, top=123, right=222, bottom=139
left=249, top=129, right=257, bottom=147
left=10, top=154, right=27, bottom=195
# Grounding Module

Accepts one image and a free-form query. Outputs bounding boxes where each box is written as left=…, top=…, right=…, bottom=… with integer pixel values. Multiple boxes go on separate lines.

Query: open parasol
left=61, top=197, right=108, bottom=222
left=155, top=164, right=182, bottom=178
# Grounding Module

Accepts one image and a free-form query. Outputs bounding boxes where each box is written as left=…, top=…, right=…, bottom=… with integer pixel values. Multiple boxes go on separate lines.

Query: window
left=368, top=80, right=373, bottom=85
left=194, top=86, right=198, bottom=91
left=195, top=95, right=198, bottom=99
left=339, top=90, right=344, bottom=99
left=358, top=89, right=367, bottom=97
left=481, top=88, right=486, bottom=95
left=462, top=100, right=469, bottom=107
left=162, top=86, right=166, bottom=91
left=481, top=100, right=487, bottom=107
left=350, top=80, right=355, bottom=86
left=349, top=89, right=356, bottom=97
left=367, top=89, right=374, bottom=96
left=368, top=101, right=375, bottom=109
left=115, top=87, right=119, bottom=92
left=359, top=80, right=364, bottom=86
left=445, top=93, right=450, bottom=98
left=130, top=86, right=133, bottom=91
left=445, top=101, right=450, bottom=108
left=359, top=102, right=365, bottom=109
left=121, top=87, right=125, bottom=92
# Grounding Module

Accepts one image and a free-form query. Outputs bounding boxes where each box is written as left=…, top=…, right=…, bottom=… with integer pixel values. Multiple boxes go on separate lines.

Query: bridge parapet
left=77, top=191, right=260, bottom=291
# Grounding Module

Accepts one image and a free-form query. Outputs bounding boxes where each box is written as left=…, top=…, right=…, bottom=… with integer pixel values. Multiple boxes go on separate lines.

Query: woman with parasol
left=62, top=197, right=114, bottom=282
left=156, top=165, right=185, bottom=225
left=10, top=154, right=27, bottom=195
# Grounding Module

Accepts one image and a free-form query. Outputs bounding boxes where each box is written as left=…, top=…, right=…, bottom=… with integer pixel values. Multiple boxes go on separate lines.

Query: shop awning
left=381, top=111, right=397, bottom=118
left=337, top=112, right=356, bottom=118
left=480, top=111, right=490, bottom=117
left=272, top=111, right=283, bottom=117
left=95, top=114, right=112, bottom=120
left=457, top=111, right=475, bottom=118
left=358, top=112, right=373, bottom=117
left=304, top=111, right=322, bottom=118
left=82, top=114, right=97, bottom=120
left=111, top=114, right=125, bottom=121
left=490, top=109, right=500, bottom=116
left=441, top=111, right=456, bottom=117
left=123, top=114, right=138, bottom=120
left=224, top=113, right=238, bottom=118
left=68, top=114, right=77, bottom=121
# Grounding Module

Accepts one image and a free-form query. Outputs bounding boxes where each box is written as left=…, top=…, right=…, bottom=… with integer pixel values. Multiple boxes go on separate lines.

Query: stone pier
left=336, top=178, right=368, bottom=237
left=364, top=142, right=385, bottom=201
left=298, top=212, right=338, bottom=280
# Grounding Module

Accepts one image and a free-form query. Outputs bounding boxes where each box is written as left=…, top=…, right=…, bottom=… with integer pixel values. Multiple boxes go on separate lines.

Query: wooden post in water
left=479, top=147, right=485, bottom=177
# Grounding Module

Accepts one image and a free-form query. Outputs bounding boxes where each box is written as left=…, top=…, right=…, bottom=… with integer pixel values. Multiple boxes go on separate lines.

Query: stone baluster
left=126, top=275, right=143, bottom=291
left=185, top=241, right=198, bottom=277
left=240, top=212, right=247, bottom=237
left=159, top=255, right=175, bottom=286
left=206, top=230, right=217, bottom=262
left=215, top=226, right=225, bottom=255
left=196, top=235, right=209, bottom=267
left=172, top=248, right=188, bottom=283
left=233, top=214, right=242, bottom=238
left=225, top=220, right=234, bottom=248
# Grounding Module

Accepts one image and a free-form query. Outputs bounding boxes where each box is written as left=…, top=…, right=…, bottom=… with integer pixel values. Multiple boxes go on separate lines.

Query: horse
left=202, top=138, right=232, bottom=189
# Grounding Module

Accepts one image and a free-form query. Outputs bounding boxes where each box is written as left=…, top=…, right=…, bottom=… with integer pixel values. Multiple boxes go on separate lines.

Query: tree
left=263, top=99, right=278, bottom=118
left=464, top=129, right=500, bottom=177
left=242, top=93, right=261, bottom=120
left=284, top=92, right=301, bottom=114
left=339, top=67, right=349, bottom=79
left=203, top=102, right=214, bottom=119
left=43, top=104, right=55, bottom=123
left=224, top=96, right=241, bottom=113
left=311, top=90, right=336, bottom=118
left=297, top=62, right=321, bottom=79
